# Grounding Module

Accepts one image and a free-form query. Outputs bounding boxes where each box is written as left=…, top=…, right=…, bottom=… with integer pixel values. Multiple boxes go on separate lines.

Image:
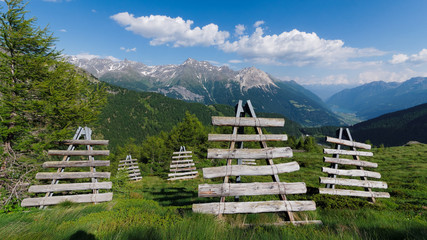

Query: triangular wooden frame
left=168, top=146, right=198, bottom=181
left=193, top=100, right=320, bottom=225
left=21, top=127, right=113, bottom=208
left=319, top=128, right=390, bottom=201
left=118, top=155, right=142, bottom=181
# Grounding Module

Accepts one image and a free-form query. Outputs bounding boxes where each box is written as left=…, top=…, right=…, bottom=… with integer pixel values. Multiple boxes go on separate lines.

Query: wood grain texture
left=59, top=140, right=109, bottom=145
left=48, top=150, right=110, bottom=156
left=325, top=137, right=371, bottom=150
left=203, top=161, right=299, bottom=178
left=192, top=200, right=316, bottom=214
left=171, top=160, right=193, bottom=163
left=167, top=175, right=198, bottom=181
left=172, top=151, right=192, bottom=155
left=212, top=117, right=284, bottom=127
left=319, top=177, right=387, bottom=188
left=198, top=182, right=306, bottom=197
left=322, top=167, right=381, bottom=179
left=43, top=160, right=110, bottom=168
left=323, top=157, right=377, bottom=168
left=168, top=171, right=198, bottom=177
left=208, top=147, right=292, bottom=159
left=36, top=172, right=111, bottom=179
left=172, top=155, right=192, bottom=159
left=319, top=188, right=390, bottom=198
left=323, top=149, right=373, bottom=157
left=28, top=182, right=112, bottom=193
left=21, top=193, right=113, bottom=207
left=208, top=134, right=287, bottom=142
left=170, top=163, right=195, bottom=168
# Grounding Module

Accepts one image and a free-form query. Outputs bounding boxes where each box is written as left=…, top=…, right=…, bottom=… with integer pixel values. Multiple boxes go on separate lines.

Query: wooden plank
left=198, top=182, right=306, bottom=197
left=130, top=177, right=142, bottom=180
left=173, top=151, right=192, bottom=155
left=170, top=163, right=195, bottom=168
left=126, top=166, right=140, bottom=170
left=36, top=172, right=111, bottom=179
left=170, top=167, right=197, bottom=172
left=118, top=163, right=138, bottom=167
left=242, top=162, right=256, bottom=165
left=59, top=140, right=109, bottom=145
left=48, top=150, right=110, bottom=156
left=324, top=157, right=377, bottom=168
left=128, top=173, right=142, bottom=178
left=172, top=155, right=192, bottom=159
left=168, top=171, right=198, bottom=177
left=322, top=167, right=381, bottom=179
left=323, top=149, right=373, bottom=157
left=319, top=177, right=387, bottom=189
left=171, top=160, right=193, bottom=163
left=208, top=134, right=288, bottom=142
left=325, top=136, right=371, bottom=150
left=43, top=160, right=110, bottom=168
left=118, top=159, right=138, bottom=163
left=192, top=200, right=316, bottom=214
left=167, top=175, right=198, bottom=181
left=28, top=182, right=112, bottom=193
left=208, top=147, right=292, bottom=159
left=319, top=188, right=390, bottom=198
left=21, top=193, right=113, bottom=207
left=212, top=117, right=284, bottom=127
left=203, top=161, right=299, bottom=178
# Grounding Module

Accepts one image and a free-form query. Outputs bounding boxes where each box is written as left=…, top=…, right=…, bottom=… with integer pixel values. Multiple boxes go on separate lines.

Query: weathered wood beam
left=322, top=167, right=381, bottom=179
left=319, top=177, right=387, bottom=189
left=325, top=137, right=371, bottom=150
left=170, top=163, right=195, bottom=168
left=319, top=188, right=390, bottom=198
left=167, top=175, right=198, bottom=181
left=208, top=134, right=288, bottom=142
left=21, top=193, right=113, bottom=207
left=168, top=171, right=198, bottom=177
left=212, top=117, right=284, bottom=127
left=323, top=149, right=373, bottom=157
left=28, top=182, right=112, bottom=193
left=36, top=172, right=111, bottom=180
left=59, top=140, right=109, bottom=145
left=198, top=182, right=306, bottom=197
left=118, top=159, right=138, bottom=163
left=43, top=160, right=110, bottom=168
left=48, top=150, right=110, bottom=156
left=192, top=200, right=316, bottom=214
left=208, top=147, right=292, bottom=159
left=172, top=155, right=192, bottom=159
left=172, top=151, right=192, bottom=155
left=171, top=160, right=193, bottom=163
left=323, top=157, right=377, bottom=168
left=170, top=167, right=197, bottom=172
left=203, top=161, right=299, bottom=178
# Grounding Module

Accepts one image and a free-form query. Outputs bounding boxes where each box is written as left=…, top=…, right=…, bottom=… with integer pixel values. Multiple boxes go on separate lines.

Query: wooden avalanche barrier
left=319, top=128, right=390, bottom=202
left=21, top=127, right=113, bottom=208
left=168, top=146, right=198, bottom=181
left=118, top=155, right=142, bottom=181
left=192, top=100, right=320, bottom=225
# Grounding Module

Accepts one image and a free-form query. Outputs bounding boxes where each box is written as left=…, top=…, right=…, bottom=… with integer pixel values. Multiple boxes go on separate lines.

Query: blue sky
left=2, top=0, right=427, bottom=85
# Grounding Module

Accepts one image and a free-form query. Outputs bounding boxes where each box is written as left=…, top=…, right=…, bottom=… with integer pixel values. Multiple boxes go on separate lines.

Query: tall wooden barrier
left=319, top=128, right=390, bottom=202
left=21, top=127, right=113, bottom=208
left=168, top=146, right=198, bottom=181
left=193, top=100, right=319, bottom=225
left=118, top=155, right=142, bottom=181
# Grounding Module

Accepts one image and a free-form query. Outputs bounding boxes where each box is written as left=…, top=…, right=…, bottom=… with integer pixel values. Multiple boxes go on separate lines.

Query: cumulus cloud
left=111, top=12, right=229, bottom=47
left=220, top=25, right=384, bottom=66
left=254, top=20, right=265, bottom=28
left=235, top=24, right=245, bottom=36
left=72, top=53, right=120, bottom=62
left=120, top=47, right=137, bottom=52
left=229, top=59, right=243, bottom=63
left=390, top=49, right=427, bottom=65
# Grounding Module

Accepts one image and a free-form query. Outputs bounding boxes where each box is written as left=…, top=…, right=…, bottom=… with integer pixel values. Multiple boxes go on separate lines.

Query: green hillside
left=97, top=85, right=303, bottom=148
left=350, top=103, right=427, bottom=146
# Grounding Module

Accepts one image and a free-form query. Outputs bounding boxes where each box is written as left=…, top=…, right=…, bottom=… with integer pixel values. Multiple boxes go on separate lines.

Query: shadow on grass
left=145, top=186, right=212, bottom=207
left=359, top=226, right=427, bottom=240
left=69, top=230, right=96, bottom=240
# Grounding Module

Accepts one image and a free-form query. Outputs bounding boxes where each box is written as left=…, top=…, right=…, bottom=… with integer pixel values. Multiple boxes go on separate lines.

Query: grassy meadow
left=0, top=144, right=426, bottom=240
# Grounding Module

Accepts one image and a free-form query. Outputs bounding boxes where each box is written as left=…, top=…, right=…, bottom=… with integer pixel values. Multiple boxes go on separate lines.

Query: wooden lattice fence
left=118, top=155, right=142, bottom=181
left=168, top=146, right=198, bottom=181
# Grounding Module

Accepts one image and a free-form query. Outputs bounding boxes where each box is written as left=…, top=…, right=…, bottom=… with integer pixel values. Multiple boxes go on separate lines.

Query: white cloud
left=220, top=27, right=384, bottom=66
left=357, top=68, right=427, bottom=84
left=254, top=20, right=265, bottom=28
left=91, top=9, right=97, bottom=13
left=390, top=49, right=427, bottom=65
left=59, top=29, right=67, bottom=32
left=106, top=56, right=121, bottom=62
left=229, top=59, right=243, bottom=63
left=120, top=47, right=137, bottom=52
left=235, top=24, right=245, bottom=36
left=72, top=53, right=120, bottom=62
left=111, top=12, right=230, bottom=47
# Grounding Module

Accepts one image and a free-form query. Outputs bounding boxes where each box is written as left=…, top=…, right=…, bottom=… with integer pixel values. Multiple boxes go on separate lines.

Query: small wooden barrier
left=22, top=127, right=113, bottom=208
left=319, top=128, right=390, bottom=202
left=192, top=100, right=319, bottom=225
left=118, top=155, right=142, bottom=181
left=168, top=146, right=198, bottom=181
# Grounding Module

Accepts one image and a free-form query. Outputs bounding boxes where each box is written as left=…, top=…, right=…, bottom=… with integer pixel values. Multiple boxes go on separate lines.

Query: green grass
left=0, top=144, right=426, bottom=239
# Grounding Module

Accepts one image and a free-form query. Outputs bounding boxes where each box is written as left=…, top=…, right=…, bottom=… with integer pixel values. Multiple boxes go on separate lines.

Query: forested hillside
left=97, top=85, right=303, bottom=148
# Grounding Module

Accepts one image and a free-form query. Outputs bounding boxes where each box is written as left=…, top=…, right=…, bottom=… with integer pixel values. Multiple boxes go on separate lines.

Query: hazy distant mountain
left=303, top=84, right=359, bottom=101
left=350, top=103, right=427, bottom=146
left=69, top=57, right=343, bottom=127
left=326, top=77, right=427, bottom=119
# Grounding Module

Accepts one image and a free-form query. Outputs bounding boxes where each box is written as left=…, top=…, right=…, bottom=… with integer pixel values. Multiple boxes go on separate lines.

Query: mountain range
left=327, top=77, right=427, bottom=120
left=69, top=57, right=343, bottom=127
